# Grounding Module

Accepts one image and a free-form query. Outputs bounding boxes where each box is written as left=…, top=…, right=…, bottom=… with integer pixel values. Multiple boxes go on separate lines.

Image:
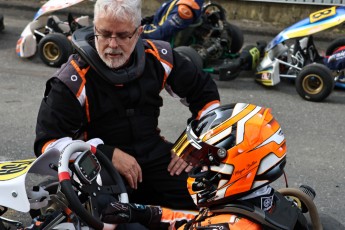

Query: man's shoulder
left=143, top=39, right=170, bottom=47
left=52, top=54, right=89, bottom=96
left=143, top=39, right=174, bottom=65
left=54, top=54, right=88, bottom=77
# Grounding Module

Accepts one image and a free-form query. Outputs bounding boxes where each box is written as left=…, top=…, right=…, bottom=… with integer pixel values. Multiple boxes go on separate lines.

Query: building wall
left=142, top=0, right=333, bottom=28
left=220, top=1, right=329, bottom=27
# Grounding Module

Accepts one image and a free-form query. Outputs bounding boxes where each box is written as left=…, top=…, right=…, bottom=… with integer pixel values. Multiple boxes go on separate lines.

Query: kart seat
left=68, top=13, right=90, bottom=33
left=269, top=43, right=288, bottom=60
left=75, top=15, right=90, bottom=27
left=47, top=15, right=70, bottom=34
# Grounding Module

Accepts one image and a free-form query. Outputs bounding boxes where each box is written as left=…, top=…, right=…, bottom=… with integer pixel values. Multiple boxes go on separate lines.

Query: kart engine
left=191, top=6, right=231, bottom=61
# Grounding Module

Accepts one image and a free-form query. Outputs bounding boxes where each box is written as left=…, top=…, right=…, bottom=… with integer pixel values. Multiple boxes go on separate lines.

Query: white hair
left=94, top=0, right=142, bottom=27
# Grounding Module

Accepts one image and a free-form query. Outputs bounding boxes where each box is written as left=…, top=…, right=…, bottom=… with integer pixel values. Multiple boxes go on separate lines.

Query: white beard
left=95, top=42, right=129, bottom=69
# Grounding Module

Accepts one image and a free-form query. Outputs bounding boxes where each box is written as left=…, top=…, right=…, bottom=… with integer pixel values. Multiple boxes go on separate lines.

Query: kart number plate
left=309, top=6, right=336, bottom=23
left=0, top=159, right=34, bottom=181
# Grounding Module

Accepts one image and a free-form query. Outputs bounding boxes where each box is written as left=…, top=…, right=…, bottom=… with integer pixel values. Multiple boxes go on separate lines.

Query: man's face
left=94, top=16, right=142, bottom=69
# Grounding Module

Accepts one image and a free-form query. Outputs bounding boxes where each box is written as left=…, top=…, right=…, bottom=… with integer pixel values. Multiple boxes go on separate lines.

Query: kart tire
left=38, top=33, right=73, bottom=67
left=225, top=22, right=244, bottom=54
left=325, top=37, right=345, bottom=55
left=174, top=46, right=203, bottom=70
left=296, top=63, right=334, bottom=102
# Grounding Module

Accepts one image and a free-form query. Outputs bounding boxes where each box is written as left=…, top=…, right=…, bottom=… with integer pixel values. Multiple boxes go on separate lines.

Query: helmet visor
left=172, top=121, right=225, bottom=166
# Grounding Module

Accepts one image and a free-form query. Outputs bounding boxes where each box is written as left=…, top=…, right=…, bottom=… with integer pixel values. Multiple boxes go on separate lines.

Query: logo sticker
left=0, top=159, right=35, bottom=181
left=261, top=194, right=274, bottom=211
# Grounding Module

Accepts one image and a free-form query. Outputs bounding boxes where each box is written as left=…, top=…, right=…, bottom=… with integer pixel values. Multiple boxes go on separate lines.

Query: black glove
left=101, top=201, right=162, bottom=228
left=141, top=15, right=154, bottom=25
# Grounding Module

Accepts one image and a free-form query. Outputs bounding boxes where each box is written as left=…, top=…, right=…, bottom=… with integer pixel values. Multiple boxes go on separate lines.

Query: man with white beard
left=34, top=0, right=220, bottom=215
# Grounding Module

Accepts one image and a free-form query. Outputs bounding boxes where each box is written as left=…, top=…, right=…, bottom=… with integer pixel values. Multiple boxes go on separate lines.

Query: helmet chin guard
left=71, top=26, right=145, bottom=84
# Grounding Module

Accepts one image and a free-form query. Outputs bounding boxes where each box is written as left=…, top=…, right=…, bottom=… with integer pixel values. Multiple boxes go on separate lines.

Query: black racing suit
left=34, top=39, right=220, bottom=210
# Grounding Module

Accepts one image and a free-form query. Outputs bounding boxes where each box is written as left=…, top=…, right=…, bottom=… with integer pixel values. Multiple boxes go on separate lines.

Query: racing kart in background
left=256, top=6, right=345, bottom=102
left=164, top=1, right=266, bottom=81
left=16, top=0, right=91, bottom=67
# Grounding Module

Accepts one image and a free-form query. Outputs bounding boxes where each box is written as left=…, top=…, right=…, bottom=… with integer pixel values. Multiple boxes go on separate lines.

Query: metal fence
left=243, top=0, right=345, bottom=6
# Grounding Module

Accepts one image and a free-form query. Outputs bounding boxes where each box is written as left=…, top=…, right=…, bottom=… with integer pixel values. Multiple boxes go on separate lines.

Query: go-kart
left=15, top=0, right=91, bottom=67
left=0, top=140, right=323, bottom=229
left=256, top=6, right=345, bottom=102
left=146, top=1, right=265, bottom=81
left=0, top=142, right=127, bottom=229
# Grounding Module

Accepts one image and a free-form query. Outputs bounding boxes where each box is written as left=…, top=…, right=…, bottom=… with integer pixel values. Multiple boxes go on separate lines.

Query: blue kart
left=256, top=6, right=345, bottom=102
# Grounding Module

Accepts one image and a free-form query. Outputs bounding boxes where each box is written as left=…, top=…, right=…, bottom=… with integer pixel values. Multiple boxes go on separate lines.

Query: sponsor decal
left=261, top=194, right=274, bottom=211
left=309, top=6, right=336, bottom=23
left=0, top=159, right=34, bottom=181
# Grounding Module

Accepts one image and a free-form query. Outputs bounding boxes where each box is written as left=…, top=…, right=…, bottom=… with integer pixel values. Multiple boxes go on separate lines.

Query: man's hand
left=167, top=152, right=193, bottom=176
left=112, top=148, right=142, bottom=189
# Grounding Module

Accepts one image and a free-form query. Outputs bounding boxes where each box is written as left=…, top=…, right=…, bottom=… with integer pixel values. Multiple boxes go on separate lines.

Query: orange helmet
left=172, top=103, right=287, bottom=207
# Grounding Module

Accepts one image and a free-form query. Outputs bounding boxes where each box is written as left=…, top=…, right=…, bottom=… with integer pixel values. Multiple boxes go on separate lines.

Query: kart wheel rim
left=42, top=42, right=60, bottom=61
left=302, top=74, right=323, bottom=94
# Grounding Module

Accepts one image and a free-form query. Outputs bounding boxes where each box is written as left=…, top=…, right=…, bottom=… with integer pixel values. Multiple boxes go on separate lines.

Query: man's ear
left=137, top=25, right=144, bottom=35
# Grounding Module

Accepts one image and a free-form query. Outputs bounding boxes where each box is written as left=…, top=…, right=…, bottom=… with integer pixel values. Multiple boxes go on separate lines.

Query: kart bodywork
left=0, top=143, right=125, bottom=229
left=0, top=151, right=59, bottom=213
left=256, top=6, right=345, bottom=101
left=15, top=0, right=91, bottom=67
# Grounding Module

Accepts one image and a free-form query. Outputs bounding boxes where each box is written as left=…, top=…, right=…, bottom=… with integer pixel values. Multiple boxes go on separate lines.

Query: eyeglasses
left=94, top=26, right=139, bottom=45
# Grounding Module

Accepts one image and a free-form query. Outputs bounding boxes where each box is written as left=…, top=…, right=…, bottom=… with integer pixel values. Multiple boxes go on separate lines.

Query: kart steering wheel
left=202, top=2, right=226, bottom=22
left=58, top=141, right=128, bottom=229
